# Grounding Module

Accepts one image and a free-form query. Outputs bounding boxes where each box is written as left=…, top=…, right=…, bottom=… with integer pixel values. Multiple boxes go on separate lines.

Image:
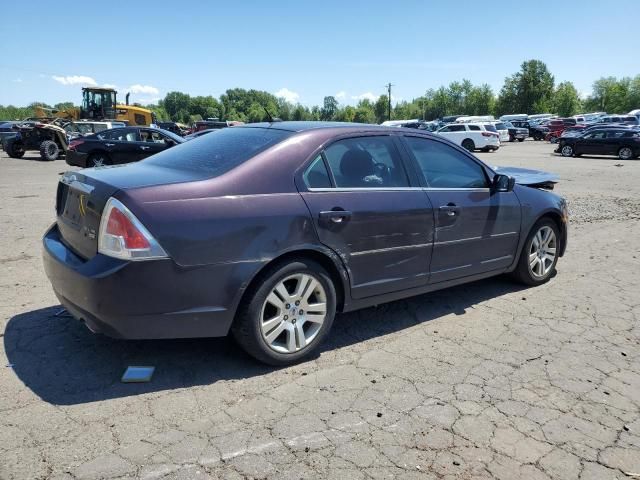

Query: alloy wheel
left=92, top=156, right=106, bottom=167
left=619, top=147, right=633, bottom=160
left=260, top=273, right=327, bottom=354
left=561, top=145, right=573, bottom=157
left=528, top=226, right=557, bottom=278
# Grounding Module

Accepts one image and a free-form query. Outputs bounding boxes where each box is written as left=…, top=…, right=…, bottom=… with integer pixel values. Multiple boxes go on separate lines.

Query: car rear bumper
left=42, top=223, right=241, bottom=339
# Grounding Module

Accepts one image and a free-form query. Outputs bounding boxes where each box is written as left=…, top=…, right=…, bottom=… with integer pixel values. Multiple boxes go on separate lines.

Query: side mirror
left=493, top=174, right=515, bottom=192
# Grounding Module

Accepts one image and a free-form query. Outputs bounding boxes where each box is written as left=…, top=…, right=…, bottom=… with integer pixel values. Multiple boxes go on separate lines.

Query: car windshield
left=144, top=127, right=292, bottom=177
left=484, top=124, right=497, bottom=132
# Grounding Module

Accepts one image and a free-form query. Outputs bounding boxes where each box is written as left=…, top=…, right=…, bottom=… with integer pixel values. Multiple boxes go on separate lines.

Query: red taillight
left=68, top=139, right=84, bottom=150
left=105, top=207, right=150, bottom=249
left=98, top=198, right=167, bottom=260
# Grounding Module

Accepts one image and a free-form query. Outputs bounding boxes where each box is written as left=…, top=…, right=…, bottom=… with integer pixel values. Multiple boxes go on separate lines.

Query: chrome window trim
left=306, top=187, right=491, bottom=193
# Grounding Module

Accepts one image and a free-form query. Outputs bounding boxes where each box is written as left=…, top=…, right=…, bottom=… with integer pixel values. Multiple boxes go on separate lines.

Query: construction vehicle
left=34, top=88, right=156, bottom=126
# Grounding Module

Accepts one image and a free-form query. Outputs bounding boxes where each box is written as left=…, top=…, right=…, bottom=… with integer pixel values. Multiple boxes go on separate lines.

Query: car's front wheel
left=232, top=258, right=336, bottom=366
left=88, top=152, right=111, bottom=167
left=40, top=140, right=60, bottom=161
left=560, top=144, right=574, bottom=157
left=512, top=219, right=560, bottom=286
left=5, top=141, right=25, bottom=158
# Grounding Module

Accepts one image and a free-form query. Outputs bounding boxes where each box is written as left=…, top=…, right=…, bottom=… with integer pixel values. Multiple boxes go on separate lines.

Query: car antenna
left=263, top=106, right=282, bottom=123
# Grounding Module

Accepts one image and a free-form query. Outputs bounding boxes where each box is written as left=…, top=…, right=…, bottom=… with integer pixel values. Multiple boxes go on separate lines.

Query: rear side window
left=404, top=137, right=488, bottom=189
left=304, top=155, right=332, bottom=188
left=468, top=125, right=481, bottom=131
left=323, top=136, right=409, bottom=188
left=145, top=127, right=291, bottom=176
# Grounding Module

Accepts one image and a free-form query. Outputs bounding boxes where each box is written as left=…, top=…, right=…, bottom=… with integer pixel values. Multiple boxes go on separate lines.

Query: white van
left=435, top=122, right=500, bottom=152
left=499, top=114, right=528, bottom=122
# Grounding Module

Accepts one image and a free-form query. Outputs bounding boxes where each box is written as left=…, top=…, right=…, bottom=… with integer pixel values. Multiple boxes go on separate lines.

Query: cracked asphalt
left=1, top=141, right=639, bottom=479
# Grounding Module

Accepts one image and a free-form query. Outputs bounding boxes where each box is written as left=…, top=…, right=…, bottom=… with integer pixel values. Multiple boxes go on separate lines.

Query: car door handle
left=319, top=210, right=352, bottom=223
left=439, top=204, right=460, bottom=217
left=105, top=143, right=115, bottom=147
left=140, top=146, right=150, bottom=150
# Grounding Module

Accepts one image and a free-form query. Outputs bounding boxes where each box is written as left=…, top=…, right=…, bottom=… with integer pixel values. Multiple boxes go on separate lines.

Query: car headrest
left=339, top=149, right=375, bottom=181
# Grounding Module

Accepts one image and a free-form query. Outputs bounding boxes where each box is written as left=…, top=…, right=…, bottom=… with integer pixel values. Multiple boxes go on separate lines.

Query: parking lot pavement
left=1, top=142, right=639, bottom=479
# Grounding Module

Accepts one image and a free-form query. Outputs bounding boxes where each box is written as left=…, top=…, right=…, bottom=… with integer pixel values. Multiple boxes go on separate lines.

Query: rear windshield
left=144, top=127, right=292, bottom=176
left=494, top=122, right=507, bottom=130
left=483, top=124, right=497, bottom=132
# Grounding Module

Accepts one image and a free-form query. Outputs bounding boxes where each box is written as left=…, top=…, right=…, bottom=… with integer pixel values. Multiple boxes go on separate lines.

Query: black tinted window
left=304, top=155, right=332, bottom=188
left=323, top=136, right=409, bottom=188
left=448, top=124, right=466, bottom=132
left=145, top=127, right=291, bottom=176
left=483, top=124, right=497, bottom=132
left=405, top=137, right=488, bottom=189
left=468, top=125, right=481, bottom=131
left=98, top=128, right=138, bottom=142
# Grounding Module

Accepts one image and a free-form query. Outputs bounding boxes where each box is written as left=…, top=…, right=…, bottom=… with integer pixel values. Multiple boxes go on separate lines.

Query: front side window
left=404, top=136, right=488, bottom=189
left=448, top=124, right=466, bottom=132
left=323, top=136, right=409, bottom=188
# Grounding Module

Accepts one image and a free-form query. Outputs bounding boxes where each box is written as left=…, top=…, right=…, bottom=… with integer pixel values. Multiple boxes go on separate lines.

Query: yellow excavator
left=35, top=87, right=156, bottom=126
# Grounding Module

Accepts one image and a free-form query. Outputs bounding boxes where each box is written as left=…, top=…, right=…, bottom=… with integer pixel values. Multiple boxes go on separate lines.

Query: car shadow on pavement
left=4, top=277, right=526, bottom=406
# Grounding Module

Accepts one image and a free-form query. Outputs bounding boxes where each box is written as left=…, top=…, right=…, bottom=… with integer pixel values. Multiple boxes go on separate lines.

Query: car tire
left=560, top=145, right=574, bottom=157
left=548, top=135, right=557, bottom=143
left=618, top=147, right=634, bottom=160
left=232, top=258, right=337, bottom=366
left=461, top=139, right=475, bottom=151
left=5, top=141, right=25, bottom=158
left=88, top=152, right=111, bottom=167
left=39, top=140, right=60, bottom=161
left=509, top=134, right=515, bottom=142
left=518, top=138, right=525, bottom=142
left=512, top=218, right=560, bottom=286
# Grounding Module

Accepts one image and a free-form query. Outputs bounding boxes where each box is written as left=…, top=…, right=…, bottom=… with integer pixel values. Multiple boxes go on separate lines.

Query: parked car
left=194, top=120, right=244, bottom=132
left=492, top=121, right=510, bottom=143
left=504, top=121, right=529, bottom=142
left=435, top=122, right=500, bottom=151
left=157, top=122, right=189, bottom=136
left=43, top=122, right=568, bottom=365
left=545, top=119, right=577, bottom=142
left=557, top=128, right=640, bottom=160
left=65, top=127, right=184, bottom=167
left=597, top=115, right=640, bottom=126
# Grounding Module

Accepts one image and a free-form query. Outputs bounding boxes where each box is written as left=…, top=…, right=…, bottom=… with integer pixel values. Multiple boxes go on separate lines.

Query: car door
left=577, top=130, right=608, bottom=155
left=94, top=128, right=139, bottom=164
left=299, top=135, right=435, bottom=299
left=401, top=135, right=521, bottom=284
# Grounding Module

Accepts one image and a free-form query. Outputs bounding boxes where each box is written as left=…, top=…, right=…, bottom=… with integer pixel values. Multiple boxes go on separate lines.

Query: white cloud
left=335, top=91, right=346, bottom=99
left=102, top=83, right=118, bottom=89
left=128, top=84, right=160, bottom=95
left=275, top=87, right=300, bottom=103
left=136, top=97, right=162, bottom=105
left=352, top=92, right=377, bottom=102
left=52, top=75, right=97, bottom=86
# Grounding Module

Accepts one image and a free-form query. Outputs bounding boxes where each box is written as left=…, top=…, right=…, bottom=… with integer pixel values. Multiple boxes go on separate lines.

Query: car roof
left=240, top=121, right=381, bottom=132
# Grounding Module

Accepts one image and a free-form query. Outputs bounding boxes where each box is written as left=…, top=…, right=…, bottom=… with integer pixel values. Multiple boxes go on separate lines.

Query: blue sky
left=1, top=0, right=638, bottom=107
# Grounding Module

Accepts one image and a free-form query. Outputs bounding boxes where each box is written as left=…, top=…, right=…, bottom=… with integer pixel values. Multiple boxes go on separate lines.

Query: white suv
left=435, top=122, right=500, bottom=152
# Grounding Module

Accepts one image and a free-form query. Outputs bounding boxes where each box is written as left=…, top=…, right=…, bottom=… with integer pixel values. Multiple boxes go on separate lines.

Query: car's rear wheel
left=5, top=141, right=25, bottom=158
left=232, top=258, right=336, bottom=366
left=88, top=152, right=111, bottom=167
left=618, top=147, right=634, bottom=160
left=548, top=135, right=557, bottom=143
left=39, top=140, right=60, bottom=161
left=561, top=145, right=574, bottom=157
left=461, top=139, right=475, bottom=151
left=512, top=219, right=560, bottom=286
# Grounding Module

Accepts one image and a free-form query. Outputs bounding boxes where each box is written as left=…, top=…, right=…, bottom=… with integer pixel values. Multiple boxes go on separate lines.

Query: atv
left=2, top=118, right=70, bottom=161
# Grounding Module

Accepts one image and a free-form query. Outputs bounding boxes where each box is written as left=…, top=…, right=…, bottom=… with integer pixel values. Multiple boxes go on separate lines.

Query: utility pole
left=386, top=83, right=393, bottom=121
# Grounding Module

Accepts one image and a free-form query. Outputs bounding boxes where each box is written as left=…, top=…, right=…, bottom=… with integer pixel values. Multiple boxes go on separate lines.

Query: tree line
left=1, top=60, right=639, bottom=124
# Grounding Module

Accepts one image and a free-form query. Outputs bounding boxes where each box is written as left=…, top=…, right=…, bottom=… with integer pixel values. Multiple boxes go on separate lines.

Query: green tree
left=163, top=92, right=191, bottom=121
left=320, top=96, right=339, bottom=121
left=374, top=95, right=389, bottom=123
left=353, top=100, right=375, bottom=123
left=552, top=82, right=582, bottom=117
left=496, top=60, right=554, bottom=115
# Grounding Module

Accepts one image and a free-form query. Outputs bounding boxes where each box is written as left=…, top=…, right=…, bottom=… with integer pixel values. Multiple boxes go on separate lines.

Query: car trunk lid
left=56, top=164, right=206, bottom=260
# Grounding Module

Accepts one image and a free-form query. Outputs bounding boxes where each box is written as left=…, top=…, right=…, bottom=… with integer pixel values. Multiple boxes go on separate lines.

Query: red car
left=545, top=118, right=578, bottom=142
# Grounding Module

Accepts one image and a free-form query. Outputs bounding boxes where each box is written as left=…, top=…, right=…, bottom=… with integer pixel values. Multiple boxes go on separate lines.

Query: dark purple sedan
left=43, top=122, right=568, bottom=365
